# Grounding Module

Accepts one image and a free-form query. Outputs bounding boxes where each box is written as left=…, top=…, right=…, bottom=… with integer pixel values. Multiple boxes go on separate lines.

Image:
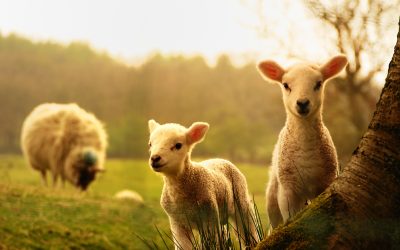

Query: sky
left=0, top=0, right=397, bottom=73
left=0, top=0, right=326, bottom=66
left=0, top=0, right=260, bottom=65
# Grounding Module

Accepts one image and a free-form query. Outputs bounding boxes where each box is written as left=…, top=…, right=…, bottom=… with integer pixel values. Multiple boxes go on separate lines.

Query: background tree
left=0, top=30, right=381, bottom=164
left=304, top=0, right=400, bottom=132
left=244, top=0, right=399, bottom=164
left=0, top=36, right=285, bottom=163
left=257, top=18, right=400, bottom=249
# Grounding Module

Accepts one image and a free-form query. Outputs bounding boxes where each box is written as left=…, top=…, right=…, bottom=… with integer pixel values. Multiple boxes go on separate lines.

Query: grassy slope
left=0, top=155, right=268, bottom=249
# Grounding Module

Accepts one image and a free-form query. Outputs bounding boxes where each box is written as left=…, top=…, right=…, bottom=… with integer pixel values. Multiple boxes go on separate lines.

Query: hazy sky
left=0, top=0, right=270, bottom=64
left=0, top=0, right=330, bottom=65
left=0, top=0, right=396, bottom=70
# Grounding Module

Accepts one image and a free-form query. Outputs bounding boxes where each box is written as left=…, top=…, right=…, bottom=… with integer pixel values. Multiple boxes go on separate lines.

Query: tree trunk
left=256, top=19, right=400, bottom=250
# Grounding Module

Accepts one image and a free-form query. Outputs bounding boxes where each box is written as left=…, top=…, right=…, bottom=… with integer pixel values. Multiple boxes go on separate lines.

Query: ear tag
left=83, top=151, right=97, bottom=166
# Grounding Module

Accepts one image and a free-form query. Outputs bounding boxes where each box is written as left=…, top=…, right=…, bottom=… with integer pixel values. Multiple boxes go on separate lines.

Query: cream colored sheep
left=114, top=189, right=144, bottom=204
left=148, top=120, right=258, bottom=249
left=21, top=103, right=107, bottom=190
left=257, top=55, right=348, bottom=229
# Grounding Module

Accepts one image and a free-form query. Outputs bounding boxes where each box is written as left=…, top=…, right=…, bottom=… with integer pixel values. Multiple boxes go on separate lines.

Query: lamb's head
left=148, top=119, right=209, bottom=176
left=257, top=55, right=348, bottom=119
left=64, top=147, right=105, bottom=190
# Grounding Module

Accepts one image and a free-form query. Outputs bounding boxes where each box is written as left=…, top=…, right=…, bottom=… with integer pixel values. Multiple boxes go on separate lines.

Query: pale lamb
left=21, top=103, right=108, bottom=190
left=148, top=120, right=258, bottom=249
left=257, top=55, right=348, bottom=229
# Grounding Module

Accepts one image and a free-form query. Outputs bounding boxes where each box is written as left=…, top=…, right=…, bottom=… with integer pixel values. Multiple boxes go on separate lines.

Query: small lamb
left=148, top=120, right=257, bottom=249
left=257, top=55, right=348, bottom=229
left=21, top=103, right=108, bottom=190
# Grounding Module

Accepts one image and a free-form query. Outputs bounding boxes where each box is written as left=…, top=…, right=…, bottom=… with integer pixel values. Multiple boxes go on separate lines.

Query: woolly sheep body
left=258, top=56, right=348, bottom=229
left=115, top=189, right=144, bottom=204
left=161, top=159, right=250, bottom=227
left=21, top=103, right=107, bottom=190
left=148, top=120, right=257, bottom=249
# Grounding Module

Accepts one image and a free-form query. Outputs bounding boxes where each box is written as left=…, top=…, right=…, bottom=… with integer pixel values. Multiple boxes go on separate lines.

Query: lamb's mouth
left=151, top=162, right=166, bottom=171
left=296, top=108, right=310, bottom=117
left=298, top=110, right=309, bottom=116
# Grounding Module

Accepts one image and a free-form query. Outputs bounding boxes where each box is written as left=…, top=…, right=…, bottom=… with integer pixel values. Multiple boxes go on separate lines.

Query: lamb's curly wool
left=21, top=103, right=107, bottom=190
left=257, top=55, right=348, bottom=229
left=148, top=120, right=257, bottom=249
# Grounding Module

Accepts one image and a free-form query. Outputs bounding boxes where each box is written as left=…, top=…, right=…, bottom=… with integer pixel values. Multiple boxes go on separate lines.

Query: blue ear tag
left=83, top=151, right=97, bottom=166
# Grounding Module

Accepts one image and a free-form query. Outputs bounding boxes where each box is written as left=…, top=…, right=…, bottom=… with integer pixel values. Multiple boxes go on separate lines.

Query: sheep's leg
left=30, top=162, right=48, bottom=186
left=61, top=176, right=66, bottom=188
left=40, top=169, right=48, bottom=186
left=266, top=174, right=283, bottom=229
left=52, top=173, right=59, bottom=188
left=170, top=219, right=192, bottom=250
left=277, top=186, right=306, bottom=223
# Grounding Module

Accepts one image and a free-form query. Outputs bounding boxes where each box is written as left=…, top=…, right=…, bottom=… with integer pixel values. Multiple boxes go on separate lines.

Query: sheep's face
left=257, top=55, right=348, bottom=119
left=148, top=120, right=209, bottom=176
left=281, top=64, right=324, bottom=118
left=64, top=148, right=104, bottom=190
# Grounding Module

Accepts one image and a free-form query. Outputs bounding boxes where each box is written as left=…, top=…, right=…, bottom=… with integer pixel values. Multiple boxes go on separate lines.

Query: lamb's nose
left=151, top=155, right=161, bottom=163
left=297, top=99, right=310, bottom=109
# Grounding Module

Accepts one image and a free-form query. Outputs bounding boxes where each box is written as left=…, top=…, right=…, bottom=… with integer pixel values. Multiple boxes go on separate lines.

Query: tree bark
left=256, top=19, right=400, bottom=250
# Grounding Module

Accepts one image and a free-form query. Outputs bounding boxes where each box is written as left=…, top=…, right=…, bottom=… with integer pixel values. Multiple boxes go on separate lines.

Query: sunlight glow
left=0, top=0, right=397, bottom=77
left=0, top=0, right=266, bottom=65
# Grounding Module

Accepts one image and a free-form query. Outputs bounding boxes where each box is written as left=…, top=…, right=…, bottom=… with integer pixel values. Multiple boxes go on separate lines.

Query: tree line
left=0, top=33, right=378, bottom=164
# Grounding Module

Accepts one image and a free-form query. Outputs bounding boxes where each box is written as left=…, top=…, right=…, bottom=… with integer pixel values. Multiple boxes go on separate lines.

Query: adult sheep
left=21, top=103, right=108, bottom=190
left=257, top=55, right=348, bottom=229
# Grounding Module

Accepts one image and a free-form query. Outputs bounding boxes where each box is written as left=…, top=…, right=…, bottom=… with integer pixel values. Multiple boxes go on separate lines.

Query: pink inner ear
left=267, top=68, right=280, bottom=79
left=322, top=56, right=348, bottom=80
left=190, top=127, right=203, bottom=142
left=259, top=61, right=284, bottom=82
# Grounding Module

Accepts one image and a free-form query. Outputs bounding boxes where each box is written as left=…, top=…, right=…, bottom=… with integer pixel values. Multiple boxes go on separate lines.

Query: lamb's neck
left=286, top=112, right=324, bottom=137
left=163, top=156, right=192, bottom=187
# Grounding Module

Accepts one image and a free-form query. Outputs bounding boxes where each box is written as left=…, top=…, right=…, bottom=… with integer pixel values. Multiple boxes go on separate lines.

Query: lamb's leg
left=266, top=174, right=283, bottom=229
left=169, top=219, right=192, bottom=250
left=230, top=183, right=259, bottom=246
left=277, top=186, right=306, bottom=223
left=231, top=201, right=258, bottom=247
left=203, top=203, right=222, bottom=247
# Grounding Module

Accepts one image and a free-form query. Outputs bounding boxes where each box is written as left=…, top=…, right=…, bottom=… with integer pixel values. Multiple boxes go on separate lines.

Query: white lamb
left=21, top=103, right=108, bottom=190
left=257, top=55, right=348, bottom=229
left=148, top=120, right=258, bottom=249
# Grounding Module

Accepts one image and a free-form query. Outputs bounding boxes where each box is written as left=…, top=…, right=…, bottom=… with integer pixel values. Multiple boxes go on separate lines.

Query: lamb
left=21, top=103, right=108, bottom=190
left=148, top=120, right=258, bottom=249
left=257, top=55, right=348, bottom=229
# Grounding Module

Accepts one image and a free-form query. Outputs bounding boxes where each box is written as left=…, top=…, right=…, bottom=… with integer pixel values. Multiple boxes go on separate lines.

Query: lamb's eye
left=283, top=83, right=291, bottom=91
left=314, top=81, right=322, bottom=91
left=173, top=143, right=182, bottom=150
left=148, top=142, right=152, bottom=148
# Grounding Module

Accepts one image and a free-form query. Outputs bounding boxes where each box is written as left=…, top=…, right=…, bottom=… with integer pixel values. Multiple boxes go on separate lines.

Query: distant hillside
left=0, top=33, right=366, bottom=164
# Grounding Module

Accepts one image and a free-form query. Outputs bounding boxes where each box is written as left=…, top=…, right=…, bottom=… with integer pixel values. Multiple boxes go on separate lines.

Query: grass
left=0, top=155, right=269, bottom=249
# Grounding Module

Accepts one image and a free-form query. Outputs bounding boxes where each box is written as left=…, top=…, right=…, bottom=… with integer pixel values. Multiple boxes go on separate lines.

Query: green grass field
left=0, top=155, right=269, bottom=249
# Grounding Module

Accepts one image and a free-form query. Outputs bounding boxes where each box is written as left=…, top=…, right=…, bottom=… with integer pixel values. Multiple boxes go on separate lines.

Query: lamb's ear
left=320, top=55, right=348, bottom=81
left=257, top=60, right=285, bottom=82
left=148, top=119, right=160, bottom=133
left=187, top=122, right=209, bottom=145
